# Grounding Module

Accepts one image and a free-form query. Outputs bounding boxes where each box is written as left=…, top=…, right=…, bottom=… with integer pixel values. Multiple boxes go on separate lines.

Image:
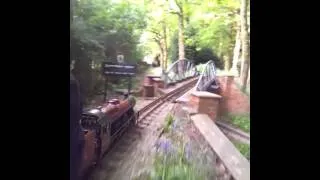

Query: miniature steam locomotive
left=78, top=96, right=137, bottom=177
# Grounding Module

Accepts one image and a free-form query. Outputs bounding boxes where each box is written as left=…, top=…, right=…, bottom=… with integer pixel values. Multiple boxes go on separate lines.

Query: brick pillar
left=143, top=85, right=155, bottom=97
left=152, top=79, right=164, bottom=96
left=189, top=91, right=222, bottom=122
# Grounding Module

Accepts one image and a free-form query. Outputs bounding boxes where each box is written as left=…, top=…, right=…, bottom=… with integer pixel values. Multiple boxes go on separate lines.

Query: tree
left=146, top=0, right=170, bottom=70
left=71, top=0, right=248, bottom=102
left=150, top=25, right=167, bottom=70
left=71, top=0, right=147, bottom=103
left=231, top=17, right=241, bottom=75
left=168, top=0, right=186, bottom=60
left=240, top=0, right=250, bottom=90
left=185, top=0, right=239, bottom=69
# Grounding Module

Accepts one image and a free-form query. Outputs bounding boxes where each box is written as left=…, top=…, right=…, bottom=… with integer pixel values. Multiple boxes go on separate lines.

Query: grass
left=227, top=114, right=250, bottom=133
left=232, top=141, right=250, bottom=160
left=163, top=113, right=174, bottom=133
left=133, top=138, right=210, bottom=180
left=133, top=113, right=215, bottom=180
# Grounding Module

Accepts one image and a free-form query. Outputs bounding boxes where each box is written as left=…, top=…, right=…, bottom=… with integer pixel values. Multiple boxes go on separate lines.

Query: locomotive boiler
left=78, top=96, right=136, bottom=177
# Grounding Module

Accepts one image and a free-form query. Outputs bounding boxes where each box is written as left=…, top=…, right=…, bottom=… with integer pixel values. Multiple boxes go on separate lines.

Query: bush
left=168, top=28, right=223, bottom=69
left=232, top=141, right=250, bottom=160
left=163, top=113, right=174, bottom=133
left=229, top=114, right=250, bottom=133
left=194, top=48, right=223, bottom=69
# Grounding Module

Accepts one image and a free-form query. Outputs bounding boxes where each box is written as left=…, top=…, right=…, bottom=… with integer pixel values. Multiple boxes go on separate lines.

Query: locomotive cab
left=79, top=109, right=108, bottom=176
left=78, top=96, right=137, bottom=177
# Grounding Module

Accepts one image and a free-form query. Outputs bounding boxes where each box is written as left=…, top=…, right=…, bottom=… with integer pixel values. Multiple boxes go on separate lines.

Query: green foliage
left=163, top=113, right=174, bottom=133
left=151, top=156, right=204, bottom=180
left=168, top=31, right=179, bottom=63
left=228, top=114, right=250, bottom=133
left=139, top=140, right=208, bottom=180
left=71, top=0, right=246, bottom=102
left=71, top=0, right=148, bottom=103
left=195, top=48, right=223, bottom=68
left=168, top=29, right=223, bottom=69
left=184, top=0, right=239, bottom=69
left=232, top=141, right=250, bottom=160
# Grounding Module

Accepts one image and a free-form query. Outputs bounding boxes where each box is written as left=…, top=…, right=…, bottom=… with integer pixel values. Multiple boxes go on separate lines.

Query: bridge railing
left=194, top=60, right=217, bottom=91
left=162, top=59, right=198, bottom=88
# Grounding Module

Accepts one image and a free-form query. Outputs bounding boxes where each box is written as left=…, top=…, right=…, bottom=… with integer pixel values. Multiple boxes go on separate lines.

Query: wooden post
left=104, top=77, right=108, bottom=102
left=128, top=76, right=132, bottom=95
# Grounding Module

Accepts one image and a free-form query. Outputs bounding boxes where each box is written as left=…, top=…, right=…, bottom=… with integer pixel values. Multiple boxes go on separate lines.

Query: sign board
left=102, top=62, right=137, bottom=76
left=117, top=55, right=124, bottom=64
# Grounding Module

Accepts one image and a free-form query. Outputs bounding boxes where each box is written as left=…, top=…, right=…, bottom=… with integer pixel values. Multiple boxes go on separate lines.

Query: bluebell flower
left=158, top=139, right=172, bottom=154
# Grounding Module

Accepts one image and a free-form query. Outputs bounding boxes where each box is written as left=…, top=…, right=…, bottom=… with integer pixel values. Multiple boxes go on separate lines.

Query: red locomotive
left=78, top=96, right=137, bottom=177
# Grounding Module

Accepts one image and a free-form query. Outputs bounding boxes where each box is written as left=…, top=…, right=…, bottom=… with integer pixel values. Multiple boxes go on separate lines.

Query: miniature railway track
left=87, top=78, right=198, bottom=180
left=216, top=120, right=250, bottom=144
left=136, top=78, right=198, bottom=122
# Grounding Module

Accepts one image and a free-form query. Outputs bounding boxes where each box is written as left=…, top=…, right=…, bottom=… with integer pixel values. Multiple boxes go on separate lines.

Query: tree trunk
left=240, top=0, right=250, bottom=90
left=224, top=55, right=232, bottom=71
left=178, top=14, right=185, bottom=60
left=160, top=49, right=164, bottom=69
left=231, top=21, right=241, bottom=76
left=156, top=40, right=164, bottom=69
left=162, top=22, right=168, bottom=70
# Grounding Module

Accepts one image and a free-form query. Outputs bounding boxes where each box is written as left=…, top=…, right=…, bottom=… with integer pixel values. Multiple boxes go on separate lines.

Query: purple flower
left=159, top=139, right=172, bottom=154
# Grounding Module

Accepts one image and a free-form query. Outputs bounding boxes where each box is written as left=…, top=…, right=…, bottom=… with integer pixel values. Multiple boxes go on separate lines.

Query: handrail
left=194, top=60, right=217, bottom=91
left=162, top=58, right=198, bottom=87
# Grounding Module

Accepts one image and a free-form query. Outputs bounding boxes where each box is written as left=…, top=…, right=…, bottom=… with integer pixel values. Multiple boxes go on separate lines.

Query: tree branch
left=168, top=10, right=181, bottom=15
left=149, top=29, right=161, bottom=35
left=149, top=29, right=163, bottom=40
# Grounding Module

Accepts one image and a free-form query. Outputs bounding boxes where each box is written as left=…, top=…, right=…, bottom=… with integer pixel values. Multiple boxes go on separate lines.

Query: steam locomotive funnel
left=108, top=99, right=120, bottom=105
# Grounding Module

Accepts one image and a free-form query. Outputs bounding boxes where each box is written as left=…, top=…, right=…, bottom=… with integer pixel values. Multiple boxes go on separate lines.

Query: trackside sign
left=102, top=62, right=137, bottom=76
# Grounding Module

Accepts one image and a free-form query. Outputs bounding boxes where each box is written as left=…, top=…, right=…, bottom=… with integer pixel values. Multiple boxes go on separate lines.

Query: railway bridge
left=144, top=58, right=219, bottom=94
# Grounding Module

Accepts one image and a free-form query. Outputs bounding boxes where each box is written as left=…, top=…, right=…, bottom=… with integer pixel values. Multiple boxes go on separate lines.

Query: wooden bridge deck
left=191, top=114, right=250, bottom=180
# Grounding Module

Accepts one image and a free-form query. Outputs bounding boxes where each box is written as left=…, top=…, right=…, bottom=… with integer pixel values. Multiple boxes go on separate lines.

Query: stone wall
left=217, top=76, right=250, bottom=115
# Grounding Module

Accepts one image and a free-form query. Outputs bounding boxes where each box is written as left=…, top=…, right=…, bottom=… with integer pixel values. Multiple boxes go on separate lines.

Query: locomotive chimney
left=108, top=99, right=120, bottom=105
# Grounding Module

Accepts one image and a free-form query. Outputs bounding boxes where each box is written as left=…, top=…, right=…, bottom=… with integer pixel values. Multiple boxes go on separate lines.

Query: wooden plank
left=191, top=114, right=250, bottom=180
